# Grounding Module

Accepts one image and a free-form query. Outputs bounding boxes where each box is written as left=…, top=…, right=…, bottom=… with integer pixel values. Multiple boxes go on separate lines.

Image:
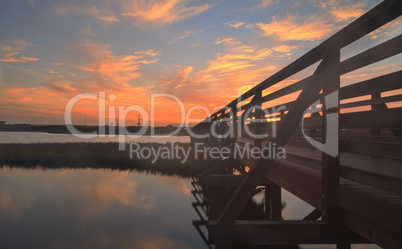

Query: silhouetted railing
left=191, top=0, right=402, bottom=248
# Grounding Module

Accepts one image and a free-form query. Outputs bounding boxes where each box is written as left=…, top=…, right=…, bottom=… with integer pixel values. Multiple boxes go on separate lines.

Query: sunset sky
left=0, top=0, right=401, bottom=126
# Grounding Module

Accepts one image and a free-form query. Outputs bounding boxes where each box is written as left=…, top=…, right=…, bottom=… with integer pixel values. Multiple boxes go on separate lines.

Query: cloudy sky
left=0, top=0, right=400, bottom=125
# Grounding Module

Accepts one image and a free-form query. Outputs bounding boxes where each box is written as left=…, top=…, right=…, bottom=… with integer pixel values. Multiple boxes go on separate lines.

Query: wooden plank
left=283, top=145, right=402, bottom=194
left=340, top=94, right=402, bottom=109
left=341, top=210, right=402, bottom=249
left=340, top=34, right=402, bottom=75
left=267, top=160, right=323, bottom=210
left=337, top=184, right=402, bottom=238
left=340, top=139, right=402, bottom=160
left=208, top=220, right=369, bottom=245
left=339, top=71, right=402, bottom=100
left=302, top=108, right=402, bottom=129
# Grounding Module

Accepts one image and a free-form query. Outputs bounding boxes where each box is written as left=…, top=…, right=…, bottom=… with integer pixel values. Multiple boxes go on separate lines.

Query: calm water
left=0, top=131, right=191, bottom=144
left=0, top=166, right=205, bottom=249
left=0, top=132, right=378, bottom=248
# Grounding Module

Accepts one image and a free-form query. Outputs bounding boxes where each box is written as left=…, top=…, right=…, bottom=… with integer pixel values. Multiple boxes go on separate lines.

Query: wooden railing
left=191, top=0, right=402, bottom=228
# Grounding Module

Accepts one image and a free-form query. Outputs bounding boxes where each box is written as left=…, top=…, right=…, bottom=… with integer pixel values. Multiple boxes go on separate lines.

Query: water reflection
left=0, top=166, right=205, bottom=249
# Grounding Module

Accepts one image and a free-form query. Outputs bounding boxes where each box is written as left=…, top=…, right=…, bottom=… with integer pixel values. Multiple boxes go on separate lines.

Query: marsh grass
left=0, top=142, right=207, bottom=177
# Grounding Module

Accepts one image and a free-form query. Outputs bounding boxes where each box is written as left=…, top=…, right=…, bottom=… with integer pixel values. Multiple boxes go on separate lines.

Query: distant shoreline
left=0, top=124, right=189, bottom=136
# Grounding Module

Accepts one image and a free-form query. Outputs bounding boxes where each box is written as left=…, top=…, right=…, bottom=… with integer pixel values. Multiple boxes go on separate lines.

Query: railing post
left=254, top=91, right=263, bottom=147
left=231, top=103, right=237, bottom=155
left=321, top=48, right=341, bottom=225
left=371, top=92, right=382, bottom=136
left=265, top=181, right=282, bottom=219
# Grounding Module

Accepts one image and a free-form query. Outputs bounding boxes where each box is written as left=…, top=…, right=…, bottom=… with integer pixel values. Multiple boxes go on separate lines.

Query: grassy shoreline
left=0, top=142, right=207, bottom=177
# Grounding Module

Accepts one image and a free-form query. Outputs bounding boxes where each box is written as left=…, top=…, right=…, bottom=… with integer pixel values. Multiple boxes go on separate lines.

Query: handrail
left=194, top=0, right=402, bottom=132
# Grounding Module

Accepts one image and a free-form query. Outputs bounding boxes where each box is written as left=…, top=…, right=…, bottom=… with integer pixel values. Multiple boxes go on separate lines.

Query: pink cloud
left=256, top=15, right=334, bottom=41
left=120, top=0, right=211, bottom=26
left=0, top=38, right=39, bottom=62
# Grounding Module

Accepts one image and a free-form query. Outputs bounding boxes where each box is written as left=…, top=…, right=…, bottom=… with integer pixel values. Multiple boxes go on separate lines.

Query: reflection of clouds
left=0, top=167, right=204, bottom=249
left=45, top=169, right=156, bottom=219
left=0, top=189, right=34, bottom=220
left=56, top=231, right=196, bottom=249
left=157, top=177, right=191, bottom=196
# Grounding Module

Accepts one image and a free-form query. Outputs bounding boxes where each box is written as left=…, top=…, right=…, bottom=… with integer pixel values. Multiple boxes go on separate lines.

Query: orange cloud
left=224, top=21, right=246, bottom=28
left=369, top=18, right=402, bottom=39
left=169, top=28, right=204, bottom=44
left=215, top=37, right=241, bottom=46
left=67, top=41, right=159, bottom=91
left=273, top=44, right=297, bottom=53
left=330, top=4, right=365, bottom=22
left=155, top=40, right=280, bottom=113
left=0, top=38, right=39, bottom=62
left=120, top=0, right=211, bottom=26
left=256, top=15, right=333, bottom=41
left=317, top=1, right=366, bottom=23
left=244, top=0, right=273, bottom=12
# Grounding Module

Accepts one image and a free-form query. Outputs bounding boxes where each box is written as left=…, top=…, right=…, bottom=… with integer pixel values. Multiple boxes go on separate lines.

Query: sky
left=0, top=0, right=401, bottom=126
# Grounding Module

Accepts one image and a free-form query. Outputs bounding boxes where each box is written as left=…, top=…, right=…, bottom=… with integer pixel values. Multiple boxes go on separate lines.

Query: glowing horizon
left=0, top=0, right=401, bottom=126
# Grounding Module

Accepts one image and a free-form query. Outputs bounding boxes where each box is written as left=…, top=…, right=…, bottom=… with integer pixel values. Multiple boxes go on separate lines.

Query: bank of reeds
left=0, top=143, right=207, bottom=177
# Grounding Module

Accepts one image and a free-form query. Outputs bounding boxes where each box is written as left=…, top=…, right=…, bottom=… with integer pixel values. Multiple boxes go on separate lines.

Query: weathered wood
left=340, top=139, right=402, bottom=160
left=340, top=34, right=402, bottom=74
left=265, top=181, right=282, bottom=219
left=337, top=184, right=402, bottom=238
left=266, top=160, right=323, bottom=209
left=321, top=48, right=341, bottom=224
left=341, top=210, right=402, bottom=249
left=208, top=220, right=369, bottom=245
left=303, top=209, right=322, bottom=220
left=191, top=2, right=402, bottom=248
left=340, top=94, right=402, bottom=109
left=302, top=108, right=402, bottom=129
left=339, top=70, right=402, bottom=100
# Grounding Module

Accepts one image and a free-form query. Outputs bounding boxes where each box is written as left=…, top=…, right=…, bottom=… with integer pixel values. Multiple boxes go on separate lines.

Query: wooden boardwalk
left=190, top=1, right=402, bottom=248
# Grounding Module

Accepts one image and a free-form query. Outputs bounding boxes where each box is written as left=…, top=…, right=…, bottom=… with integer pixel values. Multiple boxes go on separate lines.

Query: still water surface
left=0, top=167, right=204, bottom=249
left=0, top=132, right=379, bottom=248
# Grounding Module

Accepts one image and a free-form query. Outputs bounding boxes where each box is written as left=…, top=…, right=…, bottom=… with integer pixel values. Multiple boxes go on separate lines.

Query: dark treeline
left=0, top=143, right=207, bottom=177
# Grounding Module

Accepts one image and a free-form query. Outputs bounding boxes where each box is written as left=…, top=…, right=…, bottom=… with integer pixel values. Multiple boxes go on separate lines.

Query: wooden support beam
left=193, top=221, right=213, bottom=249
left=371, top=92, right=382, bottom=136
left=208, top=220, right=369, bottom=245
left=321, top=48, right=341, bottom=224
left=337, top=244, right=351, bottom=249
left=303, top=209, right=322, bottom=220
left=265, top=181, right=282, bottom=219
